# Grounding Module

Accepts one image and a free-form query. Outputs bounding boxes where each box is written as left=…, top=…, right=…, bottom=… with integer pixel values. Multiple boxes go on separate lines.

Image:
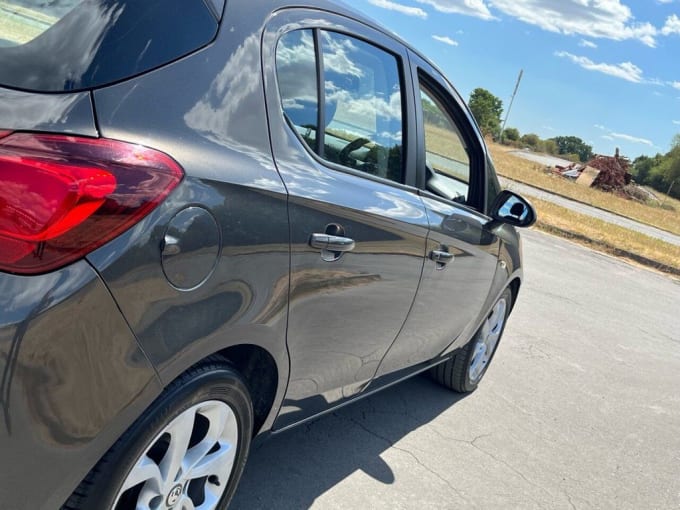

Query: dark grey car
left=0, top=1, right=535, bottom=508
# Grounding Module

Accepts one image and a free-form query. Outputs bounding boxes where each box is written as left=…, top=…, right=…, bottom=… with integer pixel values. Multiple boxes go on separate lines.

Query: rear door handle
left=430, top=249, right=453, bottom=265
left=310, top=233, right=356, bottom=252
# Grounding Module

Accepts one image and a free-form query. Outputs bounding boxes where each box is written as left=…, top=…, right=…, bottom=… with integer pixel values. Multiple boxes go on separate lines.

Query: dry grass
left=531, top=198, right=680, bottom=274
left=488, top=143, right=680, bottom=236
left=424, top=123, right=469, bottom=163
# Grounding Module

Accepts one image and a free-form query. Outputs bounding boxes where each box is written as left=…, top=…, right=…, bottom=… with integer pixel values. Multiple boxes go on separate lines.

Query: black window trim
left=413, top=66, right=487, bottom=215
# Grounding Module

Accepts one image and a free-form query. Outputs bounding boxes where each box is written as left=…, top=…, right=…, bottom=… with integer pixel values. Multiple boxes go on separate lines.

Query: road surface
left=231, top=229, right=680, bottom=510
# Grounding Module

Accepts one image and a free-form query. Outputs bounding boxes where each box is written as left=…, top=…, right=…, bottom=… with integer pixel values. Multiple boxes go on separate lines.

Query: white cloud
left=555, top=51, right=644, bottom=83
left=368, top=0, right=428, bottom=18
left=602, top=135, right=614, bottom=141
left=658, top=0, right=674, bottom=3
left=432, top=34, right=459, bottom=46
left=673, top=120, right=680, bottom=125
left=492, top=0, right=658, bottom=47
left=377, top=1, right=662, bottom=47
left=579, top=39, right=597, bottom=48
left=414, top=0, right=658, bottom=46
left=671, top=81, right=680, bottom=90
left=594, top=124, right=607, bottom=131
left=610, top=132, right=654, bottom=146
left=415, top=0, right=496, bottom=20
left=662, top=14, right=680, bottom=35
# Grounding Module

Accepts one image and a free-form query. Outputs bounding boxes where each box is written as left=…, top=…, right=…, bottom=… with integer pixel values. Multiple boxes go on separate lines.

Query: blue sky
left=357, top=0, right=680, bottom=159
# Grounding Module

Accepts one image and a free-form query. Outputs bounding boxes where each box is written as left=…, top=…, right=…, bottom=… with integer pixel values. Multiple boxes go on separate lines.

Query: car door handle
left=309, top=233, right=356, bottom=252
left=430, top=249, right=453, bottom=264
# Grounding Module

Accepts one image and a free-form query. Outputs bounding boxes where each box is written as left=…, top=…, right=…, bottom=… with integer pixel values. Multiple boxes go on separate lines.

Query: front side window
left=420, top=85, right=470, bottom=203
left=275, top=29, right=404, bottom=184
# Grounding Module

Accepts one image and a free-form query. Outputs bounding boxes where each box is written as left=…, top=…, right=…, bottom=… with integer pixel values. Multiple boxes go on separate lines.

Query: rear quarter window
left=0, top=0, right=218, bottom=92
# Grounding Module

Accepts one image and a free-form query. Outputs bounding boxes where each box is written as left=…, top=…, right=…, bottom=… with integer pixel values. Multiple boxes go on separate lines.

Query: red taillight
left=0, top=132, right=184, bottom=274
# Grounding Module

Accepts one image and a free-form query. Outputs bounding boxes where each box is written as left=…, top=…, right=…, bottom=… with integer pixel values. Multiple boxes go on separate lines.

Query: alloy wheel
left=468, top=297, right=508, bottom=383
left=112, top=401, right=239, bottom=510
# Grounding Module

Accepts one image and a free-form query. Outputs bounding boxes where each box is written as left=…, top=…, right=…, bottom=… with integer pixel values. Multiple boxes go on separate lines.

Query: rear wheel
left=63, top=360, right=253, bottom=510
left=431, top=288, right=512, bottom=393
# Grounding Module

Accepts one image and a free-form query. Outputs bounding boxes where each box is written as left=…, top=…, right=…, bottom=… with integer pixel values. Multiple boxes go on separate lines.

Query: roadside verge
left=528, top=198, right=680, bottom=279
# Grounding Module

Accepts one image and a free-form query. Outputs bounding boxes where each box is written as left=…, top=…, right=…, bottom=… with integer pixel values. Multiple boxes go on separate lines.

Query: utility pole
left=499, top=69, right=523, bottom=143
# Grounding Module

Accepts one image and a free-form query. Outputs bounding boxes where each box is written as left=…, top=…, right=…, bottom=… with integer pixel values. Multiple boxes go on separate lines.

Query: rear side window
left=277, top=30, right=319, bottom=152
left=0, top=0, right=218, bottom=92
left=276, top=29, right=404, bottom=184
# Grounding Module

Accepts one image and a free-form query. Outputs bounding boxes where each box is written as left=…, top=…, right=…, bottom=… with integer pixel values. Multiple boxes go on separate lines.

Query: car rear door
left=262, top=10, right=430, bottom=428
left=376, top=51, right=501, bottom=377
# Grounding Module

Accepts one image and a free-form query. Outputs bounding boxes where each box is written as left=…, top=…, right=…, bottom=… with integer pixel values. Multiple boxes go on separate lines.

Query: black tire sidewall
left=81, top=364, right=253, bottom=510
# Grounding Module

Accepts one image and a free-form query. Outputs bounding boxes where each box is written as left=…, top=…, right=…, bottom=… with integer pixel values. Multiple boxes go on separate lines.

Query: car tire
left=62, top=358, right=253, bottom=510
left=431, top=288, right=512, bottom=393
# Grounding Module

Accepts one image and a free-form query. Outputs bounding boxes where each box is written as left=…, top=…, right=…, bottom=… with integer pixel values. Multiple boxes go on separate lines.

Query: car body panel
left=88, top=7, right=292, bottom=434
left=376, top=52, right=502, bottom=375
left=261, top=8, right=431, bottom=429
left=0, top=87, right=96, bottom=136
left=0, top=262, right=161, bottom=510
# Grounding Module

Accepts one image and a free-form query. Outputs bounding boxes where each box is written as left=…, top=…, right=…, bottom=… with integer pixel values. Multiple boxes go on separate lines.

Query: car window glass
left=0, top=0, right=82, bottom=47
left=276, top=29, right=319, bottom=152
left=420, top=85, right=470, bottom=203
left=321, top=31, right=403, bottom=183
left=0, top=0, right=218, bottom=92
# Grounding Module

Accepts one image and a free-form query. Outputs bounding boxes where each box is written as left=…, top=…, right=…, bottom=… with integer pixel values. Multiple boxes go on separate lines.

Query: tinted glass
left=321, top=31, right=403, bottom=183
left=0, top=0, right=81, bottom=47
left=0, top=0, right=217, bottom=91
left=276, top=30, right=318, bottom=152
left=421, top=85, right=470, bottom=202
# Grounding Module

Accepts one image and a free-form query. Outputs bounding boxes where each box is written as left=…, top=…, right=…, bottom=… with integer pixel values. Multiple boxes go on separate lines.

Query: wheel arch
left=214, top=344, right=280, bottom=436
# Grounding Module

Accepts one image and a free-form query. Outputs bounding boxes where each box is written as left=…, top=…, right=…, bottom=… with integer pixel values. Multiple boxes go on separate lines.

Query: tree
left=549, top=136, right=593, bottom=163
left=632, top=155, right=658, bottom=184
left=503, top=127, right=520, bottom=142
left=520, top=133, right=540, bottom=149
left=542, top=138, right=558, bottom=155
left=632, top=135, right=680, bottom=199
left=468, top=88, right=503, bottom=138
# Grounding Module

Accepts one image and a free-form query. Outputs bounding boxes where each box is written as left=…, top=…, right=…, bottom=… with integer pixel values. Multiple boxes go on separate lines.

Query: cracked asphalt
left=231, top=229, right=680, bottom=509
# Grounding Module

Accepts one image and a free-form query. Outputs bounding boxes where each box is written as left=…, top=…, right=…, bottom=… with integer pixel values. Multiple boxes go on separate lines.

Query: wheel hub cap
left=166, top=484, right=183, bottom=507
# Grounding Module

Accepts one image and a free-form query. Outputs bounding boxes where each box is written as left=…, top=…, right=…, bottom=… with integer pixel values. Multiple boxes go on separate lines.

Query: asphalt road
left=231, top=229, right=680, bottom=509
left=508, top=150, right=575, bottom=168
left=499, top=178, right=680, bottom=247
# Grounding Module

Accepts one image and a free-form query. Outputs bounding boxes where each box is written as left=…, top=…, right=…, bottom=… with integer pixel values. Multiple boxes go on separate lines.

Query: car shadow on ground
left=230, top=375, right=469, bottom=509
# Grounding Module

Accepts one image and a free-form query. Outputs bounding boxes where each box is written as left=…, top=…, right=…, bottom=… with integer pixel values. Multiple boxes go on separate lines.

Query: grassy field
left=488, top=142, right=680, bottom=237
left=532, top=198, right=680, bottom=274
left=485, top=142, right=680, bottom=274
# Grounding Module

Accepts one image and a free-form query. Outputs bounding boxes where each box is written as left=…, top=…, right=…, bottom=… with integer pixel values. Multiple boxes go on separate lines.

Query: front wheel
left=431, top=288, right=512, bottom=393
left=63, top=360, right=253, bottom=510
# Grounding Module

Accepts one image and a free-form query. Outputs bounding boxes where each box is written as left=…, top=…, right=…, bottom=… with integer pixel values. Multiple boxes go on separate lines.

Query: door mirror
left=490, top=190, right=536, bottom=228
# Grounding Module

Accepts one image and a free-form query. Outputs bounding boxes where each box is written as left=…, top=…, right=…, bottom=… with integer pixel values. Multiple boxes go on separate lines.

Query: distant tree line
left=468, top=88, right=593, bottom=163
left=632, top=135, right=680, bottom=199
left=468, top=87, right=679, bottom=197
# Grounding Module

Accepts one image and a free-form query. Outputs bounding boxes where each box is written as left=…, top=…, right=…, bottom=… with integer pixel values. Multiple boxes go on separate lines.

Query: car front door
left=262, top=10, right=430, bottom=429
left=376, top=52, right=501, bottom=377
